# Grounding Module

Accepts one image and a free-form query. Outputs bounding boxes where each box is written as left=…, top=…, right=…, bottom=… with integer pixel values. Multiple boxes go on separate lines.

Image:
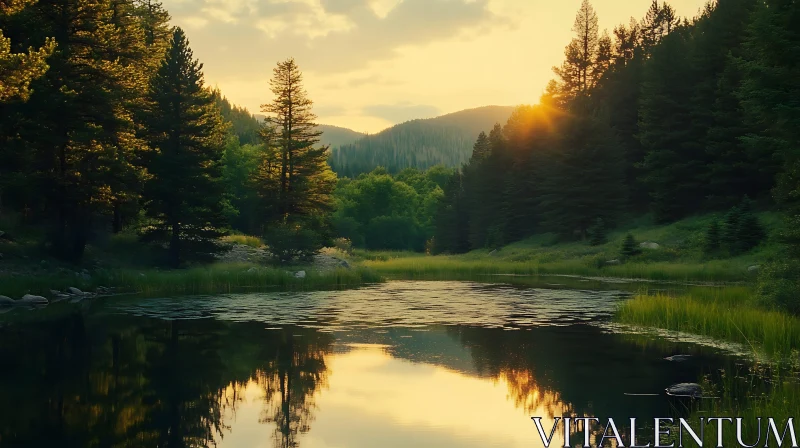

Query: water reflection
left=0, top=282, right=745, bottom=448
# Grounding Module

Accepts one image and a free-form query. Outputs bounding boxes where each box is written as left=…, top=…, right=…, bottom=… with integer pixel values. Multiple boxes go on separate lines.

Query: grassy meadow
left=0, top=262, right=382, bottom=298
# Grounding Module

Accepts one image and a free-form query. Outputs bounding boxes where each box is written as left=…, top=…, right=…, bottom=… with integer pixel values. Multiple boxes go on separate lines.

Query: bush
left=332, top=237, right=353, bottom=255
left=720, top=197, right=765, bottom=255
left=757, top=259, right=800, bottom=314
left=620, top=233, right=640, bottom=258
left=264, top=223, right=323, bottom=263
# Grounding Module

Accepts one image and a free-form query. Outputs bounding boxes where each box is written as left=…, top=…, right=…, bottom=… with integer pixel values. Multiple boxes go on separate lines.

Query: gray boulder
left=640, top=242, right=660, bottom=250
left=664, top=355, right=692, bottom=362
left=605, top=259, right=621, bottom=265
left=19, top=294, right=48, bottom=306
left=68, top=287, right=84, bottom=295
left=294, top=270, right=306, bottom=279
left=247, top=267, right=258, bottom=273
left=0, top=295, right=14, bottom=307
left=338, top=259, right=351, bottom=269
left=747, top=265, right=760, bottom=273
left=665, top=383, right=702, bottom=398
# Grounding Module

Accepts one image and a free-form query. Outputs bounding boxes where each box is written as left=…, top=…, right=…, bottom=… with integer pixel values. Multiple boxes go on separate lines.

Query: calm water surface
left=0, top=281, right=746, bottom=447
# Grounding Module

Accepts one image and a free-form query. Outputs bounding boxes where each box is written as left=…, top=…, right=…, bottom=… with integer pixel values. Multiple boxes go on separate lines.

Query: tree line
left=0, top=0, right=334, bottom=266
left=433, top=0, right=797, bottom=253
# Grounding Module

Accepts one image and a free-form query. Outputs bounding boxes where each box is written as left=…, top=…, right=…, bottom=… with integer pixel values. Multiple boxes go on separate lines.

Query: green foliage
left=620, top=233, right=640, bottom=258
left=334, top=166, right=453, bottom=252
left=264, top=223, right=322, bottom=263
left=140, top=28, right=228, bottom=267
left=221, top=234, right=263, bottom=248
left=332, top=237, right=353, bottom=255
left=257, top=58, right=336, bottom=262
left=617, top=288, right=800, bottom=357
left=757, top=259, right=800, bottom=314
left=329, top=106, right=514, bottom=177
left=719, top=198, right=766, bottom=255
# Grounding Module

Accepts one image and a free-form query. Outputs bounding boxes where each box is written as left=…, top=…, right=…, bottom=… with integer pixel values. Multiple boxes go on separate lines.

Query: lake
left=0, top=280, right=748, bottom=447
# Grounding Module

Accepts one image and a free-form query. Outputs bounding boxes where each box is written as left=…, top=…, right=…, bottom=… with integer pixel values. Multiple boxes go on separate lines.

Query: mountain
left=317, top=124, right=366, bottom=148
left=329, top=105, right=516, bottom=177
left=252, top=114, right=365, bottom=149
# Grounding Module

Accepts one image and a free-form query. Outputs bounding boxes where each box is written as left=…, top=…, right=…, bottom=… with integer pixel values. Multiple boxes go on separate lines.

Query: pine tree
left=639, top=25, right=706, bottom=222
left=0, top=0, right=55, bottom=102
left=141, top=28, right=228, bottom=267
left=735, top=197, right=765, bottom=253
left=539, top=102, right=626, bottom=239
left=721, top=205, right=742, bottom=252
left=621, top=233, right=640, bottom=257
left=2, top=0, right=145, bottom=260
left=259, top=58, right=336, bottom=260
left=552, top=0, right=600, bottom=101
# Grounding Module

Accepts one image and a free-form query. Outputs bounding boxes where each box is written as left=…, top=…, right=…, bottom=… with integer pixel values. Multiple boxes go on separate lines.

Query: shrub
left=332, top=237, right=354, bottom=255
left=757, top=259, right=800, bottom=314
left=620, top=233, right=640, bottom=258
left=264, top=223, right=323, bottom=263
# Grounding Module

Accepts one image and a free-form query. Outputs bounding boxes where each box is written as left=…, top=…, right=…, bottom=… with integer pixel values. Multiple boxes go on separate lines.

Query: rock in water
left=339, top=259, right=350, bottom=269
left=68, top=287, right=83, bottom=295
left=664, top=355, right=692, bottom=362
left=665, top=383, right=702, bottom=398
left=640, top=242, right=660, bottom=250
left=606, top=259, right=621, bottom=265
left=19, top=294, right=48, bottom=306
left=747, top=265, right=760, bottom=273
left=0, top=296, right=14, bottom=307
left=294, top=270, right=306, bottom=279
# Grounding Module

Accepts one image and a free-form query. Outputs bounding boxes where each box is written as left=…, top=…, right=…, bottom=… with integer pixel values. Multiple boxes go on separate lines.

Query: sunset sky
left=163, top=0, right=710, bottom=133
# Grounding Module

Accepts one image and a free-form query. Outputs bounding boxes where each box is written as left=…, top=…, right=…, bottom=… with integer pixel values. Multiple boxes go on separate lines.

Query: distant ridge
left=253, top=114, right=365, bottom=149
left=329, top=105, right=515, bottom=177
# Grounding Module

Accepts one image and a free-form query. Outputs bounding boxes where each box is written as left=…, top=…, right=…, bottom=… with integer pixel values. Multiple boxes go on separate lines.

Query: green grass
left=678, top=366, right=800, bottom=448
left=363, top=256, right=752, bottom=283
left=356, top=212, right=783, bottom=283
left=616, top=287, right=800, bottom=358
left=0, top=262, right=383, bottom=298
left=221, top=234, right=264, bottom=248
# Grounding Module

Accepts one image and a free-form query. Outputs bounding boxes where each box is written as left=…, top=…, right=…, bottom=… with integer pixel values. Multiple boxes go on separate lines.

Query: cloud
left=362, top=103, right=440, bottom=123
left=165, top=0, right=504, bottom=77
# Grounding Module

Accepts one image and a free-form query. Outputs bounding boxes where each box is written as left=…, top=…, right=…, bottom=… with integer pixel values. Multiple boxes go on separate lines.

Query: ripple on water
left=107, top=280, right=631, bottom=330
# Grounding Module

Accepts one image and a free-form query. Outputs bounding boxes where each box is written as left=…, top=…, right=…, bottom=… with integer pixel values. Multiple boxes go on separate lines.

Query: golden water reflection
left=217, top=344, right=571, bottom=448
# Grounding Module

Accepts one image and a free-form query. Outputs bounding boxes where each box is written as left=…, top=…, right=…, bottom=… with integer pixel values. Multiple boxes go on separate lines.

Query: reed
left=616, top=289, right=800, bottom=357
left=363, top=256, right=748, bottom=283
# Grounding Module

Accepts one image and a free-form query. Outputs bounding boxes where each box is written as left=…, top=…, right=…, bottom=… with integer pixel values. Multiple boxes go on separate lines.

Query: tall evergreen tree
left=141, top=28, right=228, bottom=267
left=2, top=0, right=146, bottom=259
left=552, top=0, right=600, bottom=101
left=259, top=58, right=336, bottom=259
left=638, top=25, right=705, bottom=222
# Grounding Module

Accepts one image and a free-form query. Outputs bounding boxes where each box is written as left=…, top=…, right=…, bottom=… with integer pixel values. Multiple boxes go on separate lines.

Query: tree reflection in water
left=0, top=314, right=332, bottom=448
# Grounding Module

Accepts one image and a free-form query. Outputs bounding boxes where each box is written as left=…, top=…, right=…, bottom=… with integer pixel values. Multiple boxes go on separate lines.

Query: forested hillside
left=431, top=0, right=799, bottom=307
left=252, top=114, right=365, bottom=149
left=329, top=106, right=514, bottom=176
